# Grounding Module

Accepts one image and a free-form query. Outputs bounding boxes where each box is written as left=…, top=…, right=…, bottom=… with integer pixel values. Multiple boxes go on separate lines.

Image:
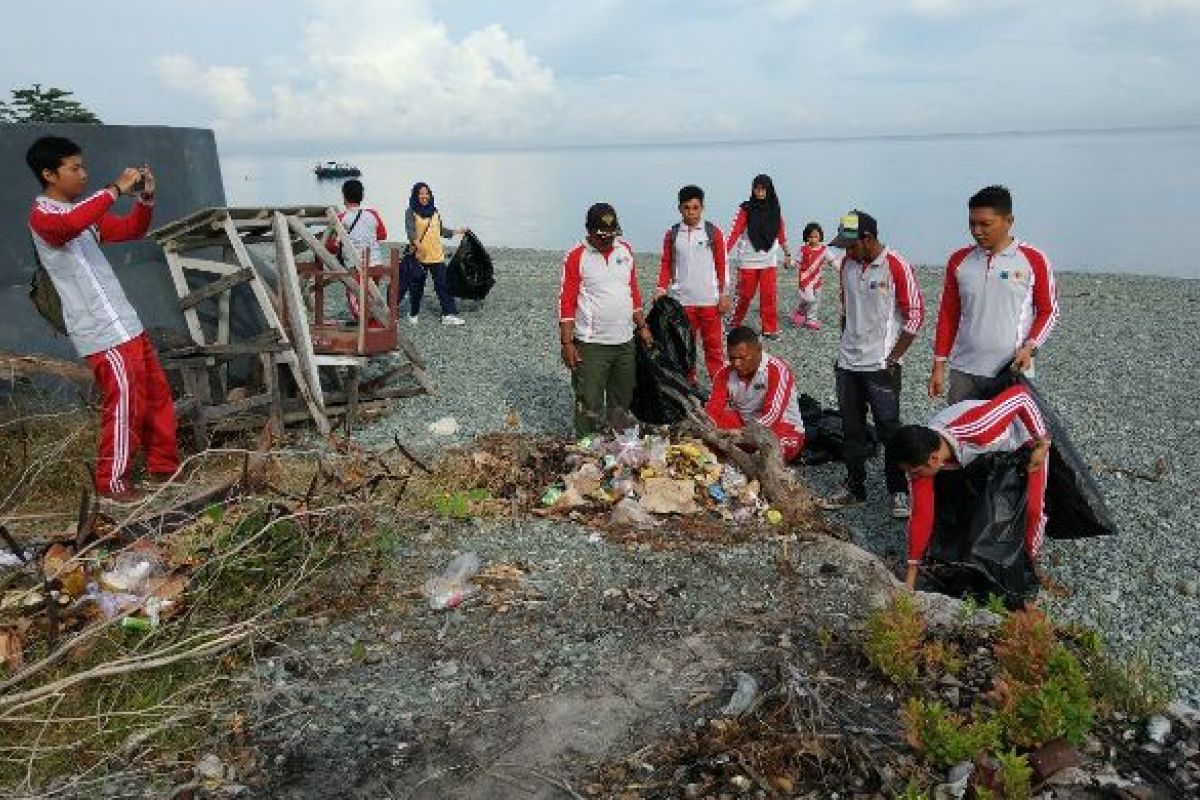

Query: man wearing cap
left=818, top=211, right=925, bottom=518
left=929, top=185, right=1059, bottom=404
left=559, top=203, right=654, bottom=437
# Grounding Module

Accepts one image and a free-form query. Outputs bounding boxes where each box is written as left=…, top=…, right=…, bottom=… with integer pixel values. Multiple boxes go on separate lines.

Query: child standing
left=791, top=222, right=839, bottom=330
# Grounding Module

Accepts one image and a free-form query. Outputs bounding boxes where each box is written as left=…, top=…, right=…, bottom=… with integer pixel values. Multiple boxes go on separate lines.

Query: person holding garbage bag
left=705, top=326, right=805, bottom=462
left=890, top=384, right=1051, bottom=591
left=405, top=181, right=469, bottom=326
left=559, top=203, right=654, bottom=437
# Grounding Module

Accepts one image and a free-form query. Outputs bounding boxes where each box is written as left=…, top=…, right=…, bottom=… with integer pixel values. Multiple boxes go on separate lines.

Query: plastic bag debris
left=101, top=550, right=164, bottom=595
left=424, top=552, right=481, bottom=610
left=720, top=671, right=759, bottom=716
left=639, top=477, right=700, bottom=515
left=610, top=497, right=660, bottom=529
left=428, top=417, right=461, bottom=436
left=0, top=549, right=32, bottom=568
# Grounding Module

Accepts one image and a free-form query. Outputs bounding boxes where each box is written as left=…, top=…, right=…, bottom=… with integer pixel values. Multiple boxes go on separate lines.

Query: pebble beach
left=361, top=247, right=1200, bottom=703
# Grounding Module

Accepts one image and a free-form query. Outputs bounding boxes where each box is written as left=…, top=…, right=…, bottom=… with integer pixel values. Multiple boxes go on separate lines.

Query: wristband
left=108, top=183, right=121, bottom=198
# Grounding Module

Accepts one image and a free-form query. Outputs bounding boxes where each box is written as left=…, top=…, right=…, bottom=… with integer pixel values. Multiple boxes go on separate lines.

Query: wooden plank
left=175, top=257, right=241, bottom=276
left=0, top=351, right=92, bottom=383
left=261, top=352, right=283, bottom=437
left=163, top=248, right=206, bottom=345
left=273, top=212, right=330, bottom=431
left=178, top=267, right=254, bottom=311
left=221, top=214, right=325, bottom=431
left=287, top=215, right=390, bottom=324
left=199, top=391, right=274, bottom=422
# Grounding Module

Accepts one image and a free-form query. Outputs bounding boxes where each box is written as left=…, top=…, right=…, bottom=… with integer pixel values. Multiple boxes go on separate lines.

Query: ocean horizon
left=224, top=125, right=1200, bottom=279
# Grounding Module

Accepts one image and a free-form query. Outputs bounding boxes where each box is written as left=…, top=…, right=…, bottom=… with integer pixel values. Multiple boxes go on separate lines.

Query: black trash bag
left=795, top=393, right=877, bottom=466
left=446, top=230, right=495, bottom=301
left=645, top=296, right=696, bottom=378
left=1003, top=374, right=1117, bottom=540
left=630, top=342, right=701, bottom=425
left=921, top=450, right=1039, bottom=608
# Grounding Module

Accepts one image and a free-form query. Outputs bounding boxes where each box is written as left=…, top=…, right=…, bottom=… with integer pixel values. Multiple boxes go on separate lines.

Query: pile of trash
left=538, top=427, right=783, bottom=529
left=0, top=539, right=187, bottom=669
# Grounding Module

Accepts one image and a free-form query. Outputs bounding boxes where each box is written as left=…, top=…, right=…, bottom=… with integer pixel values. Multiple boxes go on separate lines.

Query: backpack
left=29, top=259, right=67, bottom=336
left=664, top=221, right=720, bottom=281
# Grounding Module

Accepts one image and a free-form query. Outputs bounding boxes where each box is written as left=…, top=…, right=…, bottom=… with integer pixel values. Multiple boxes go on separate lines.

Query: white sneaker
left=891, top=492, right=911, bottom=519
left=407, top=315, right=419, bottom=326
left=441, top=315, right=465, bottom=326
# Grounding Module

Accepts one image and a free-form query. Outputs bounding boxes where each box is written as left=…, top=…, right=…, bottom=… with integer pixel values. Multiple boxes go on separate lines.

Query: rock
left=947, top=760, right=974, bottom=784
left=435, top=660, right=460, bottom=678
left=428, top=417, right=460, bottom=436
left=1028, top=738, right=1081, bottom=783
left=1146, top=714, right=1171, bottom=744
left=1167, top=700, right=1199, bottom=728
left=1178, top=579, right=1198, bottom=597
left=195, top=753, right=225, bottom=782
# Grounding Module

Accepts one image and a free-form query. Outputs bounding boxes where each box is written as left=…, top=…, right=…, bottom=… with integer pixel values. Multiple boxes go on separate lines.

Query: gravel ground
left=362, top=247, right=1200, bottom=703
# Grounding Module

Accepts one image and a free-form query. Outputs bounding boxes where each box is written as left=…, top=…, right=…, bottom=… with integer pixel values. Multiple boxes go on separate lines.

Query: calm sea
left=223, top=127, right=1199, bottom=279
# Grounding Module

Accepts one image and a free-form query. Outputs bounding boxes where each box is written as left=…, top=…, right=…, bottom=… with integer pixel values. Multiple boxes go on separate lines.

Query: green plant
left=995, top=608, right=1055, bottom=684
left=816, top=627, right=833, bottom=651
left=957, top=596, right=981, bottom=622
left=865, top=594, right=926, bottom=686
left=903, top=698, right=1001, bottom=768
left=995, top=646, right=1094, bottom=747
left=893, top=780, right=929, bottom=800
left=1083, top=647, right=1172, bottom=719
left=433, top=488, right=491, bottom=518
left=985, top=593, right=1009, bottom=616
left=922, top=640, right=964, bottom=677
left=995, top=749, right=1033, bottom=800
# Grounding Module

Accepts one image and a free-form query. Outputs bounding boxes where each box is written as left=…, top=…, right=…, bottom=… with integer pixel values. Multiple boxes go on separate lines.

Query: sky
left=3, top=0, right=1199, bottom=154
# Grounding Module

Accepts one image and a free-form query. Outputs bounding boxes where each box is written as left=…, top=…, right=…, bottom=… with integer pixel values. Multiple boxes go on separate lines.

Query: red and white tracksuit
left=796, top=244, right=838, bottom=323
left=29, top=189, right=179, bottom=494
left=933, top=240, right=1059, bottom=378
left=726, top=208, right=788, bottom=335
left=326, top=206, right=389, bottom=326
left=837, top=247, right=925, bottom=371
left=705, top=353, right=805, bottom=462
left=907, top=385, right=1049, bottom=566
left=656, top=221, right=728, bottom=382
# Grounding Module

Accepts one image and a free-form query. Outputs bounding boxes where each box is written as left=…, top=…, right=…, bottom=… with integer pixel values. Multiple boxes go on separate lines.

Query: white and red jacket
left=705, top=352, right=805, bottom=433
left=726, top=208, right=789, bottom=269
left=29, top=189, right=152, bottom=357
left=559, top=238, right=643, bottom=345
left=326, top=205, right=388, bottom=266
left=933, top=240, right=1059, bottom=378
left=656, top=221, right=728, bottom=306
left=798, top=244, right=837, bottom=292
left=907, top=385, right=1049, bottom=564
left=837, top=247, right=925, bottom=371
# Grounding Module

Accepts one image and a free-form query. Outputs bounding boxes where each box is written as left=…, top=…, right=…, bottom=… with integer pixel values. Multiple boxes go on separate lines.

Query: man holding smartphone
left=26, top=136, right=178, bottom=503
left=817, top=211, right=925, bottom=519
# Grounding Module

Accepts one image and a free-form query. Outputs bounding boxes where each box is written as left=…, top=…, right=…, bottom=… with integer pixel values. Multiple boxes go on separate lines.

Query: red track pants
left=683, top=305, right=725, bottom=383
left=732, top=267, right=779, bottom=335
left=86, top=333, right=179, bottom=494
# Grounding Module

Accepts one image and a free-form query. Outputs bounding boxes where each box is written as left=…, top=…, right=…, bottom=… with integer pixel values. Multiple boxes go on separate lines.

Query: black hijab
left=741, top=174, right=781, bottom=252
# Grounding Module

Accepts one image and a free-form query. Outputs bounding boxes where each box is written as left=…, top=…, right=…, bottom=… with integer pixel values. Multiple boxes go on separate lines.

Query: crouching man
left=889, top=385, right=1051, bottom=590
left=705, top=326, right=805, bottom=462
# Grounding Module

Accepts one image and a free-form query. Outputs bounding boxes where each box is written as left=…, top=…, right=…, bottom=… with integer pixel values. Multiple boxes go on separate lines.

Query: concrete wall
left=0, top=123, right=225, bottom=360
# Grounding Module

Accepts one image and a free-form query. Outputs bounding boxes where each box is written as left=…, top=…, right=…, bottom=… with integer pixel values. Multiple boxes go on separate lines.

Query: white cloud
left=154, top=54, right=256, bottom=125
left=154, top=0, right=556, bottom=146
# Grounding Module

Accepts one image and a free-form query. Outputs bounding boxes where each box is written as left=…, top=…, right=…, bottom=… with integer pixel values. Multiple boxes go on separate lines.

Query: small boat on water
left=313, top=161, right=362, bottom=179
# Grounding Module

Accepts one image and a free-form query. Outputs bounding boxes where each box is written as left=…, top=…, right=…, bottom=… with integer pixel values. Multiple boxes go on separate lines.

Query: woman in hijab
left=725, top=174, right=791, bottom=338
left=405, top=181, right=470, bottom=326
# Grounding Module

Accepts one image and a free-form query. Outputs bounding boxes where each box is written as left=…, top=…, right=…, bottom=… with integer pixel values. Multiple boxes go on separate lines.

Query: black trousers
left=835, top=365, right=907, bottom=497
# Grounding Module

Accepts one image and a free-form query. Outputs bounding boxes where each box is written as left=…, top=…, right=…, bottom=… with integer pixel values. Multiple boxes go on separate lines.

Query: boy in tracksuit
left=325, top=178, right=389, bottom=325
left=929, top=185, right=1059, bottom=404
left=890, top=384, right=1052, bottom=590
left=26, top=136, right=179, bottom=502
left=654, top=185, right=730, bottom=383
left=818, top=211, right=925, bottom=518
left=705, top=326, right=805, bottom=462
